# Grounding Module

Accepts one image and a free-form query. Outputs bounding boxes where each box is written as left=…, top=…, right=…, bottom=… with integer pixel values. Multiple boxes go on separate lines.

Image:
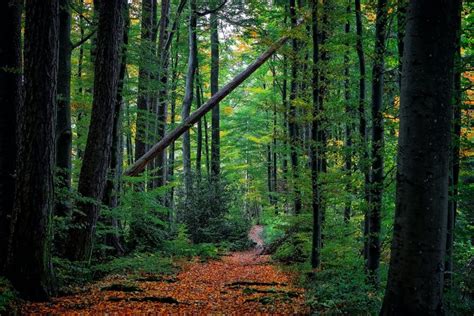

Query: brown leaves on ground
left=21, top=227, right=309, bottom=315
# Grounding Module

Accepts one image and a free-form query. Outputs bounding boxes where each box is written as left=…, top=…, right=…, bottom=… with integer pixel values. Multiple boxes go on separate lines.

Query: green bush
left=0, top=277, right=16, bottom=313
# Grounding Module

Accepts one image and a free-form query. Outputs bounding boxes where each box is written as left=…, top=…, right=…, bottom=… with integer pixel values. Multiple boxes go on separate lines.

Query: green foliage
left=176, top=177, right=252, bottom=250
left=0, top=277, right=16, bottom=313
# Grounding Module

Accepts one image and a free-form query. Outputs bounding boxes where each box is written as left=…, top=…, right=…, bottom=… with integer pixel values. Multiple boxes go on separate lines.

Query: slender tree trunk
left=397, top=0, right=407, bottom=89
left=154, top=0, right=171, bottom=189
left=196, top=72, right=203, bottom=179
left=135, top=0, right=156, bottom=170
left=445, top=10, right=462, bottom=288
left=289, top=0, right=302, bottom=215
left=310, top=0, right=321, bottom=269
left=343, top=1, right=352, bottom=223
left=381, top=0, right=461, bottom=313
left=7, top=0, right=58, bottom=300
left=355, top=0, right=371, bottom=264
left=210, top=10, right=220, bottom=183
left=76, top=0, right=85, bottom=159
left=182, top=0, right=198, bottom=196
left=0, top=0, right=21, bottom=274
left=66, top=0, right=125, bottom=261
left=367, top=0, right=388, bottom=284
left=56, top=0, right=73, bottom=217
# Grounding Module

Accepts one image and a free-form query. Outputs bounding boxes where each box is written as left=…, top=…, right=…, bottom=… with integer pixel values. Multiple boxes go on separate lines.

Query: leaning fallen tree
left=124, top=34, right=291, bottom=177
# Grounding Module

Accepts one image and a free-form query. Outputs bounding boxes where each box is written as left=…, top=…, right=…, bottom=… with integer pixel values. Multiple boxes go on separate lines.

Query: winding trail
left=22, top=226, right=309, bottom=315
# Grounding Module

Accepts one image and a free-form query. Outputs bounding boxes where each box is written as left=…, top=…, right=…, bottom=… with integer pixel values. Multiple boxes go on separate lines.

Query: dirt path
left=21, top=226, right=308, bottom=315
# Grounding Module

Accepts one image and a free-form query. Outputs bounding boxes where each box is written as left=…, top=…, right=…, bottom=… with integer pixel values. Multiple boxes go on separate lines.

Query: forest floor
left=20, top=226, right=309, bottom=315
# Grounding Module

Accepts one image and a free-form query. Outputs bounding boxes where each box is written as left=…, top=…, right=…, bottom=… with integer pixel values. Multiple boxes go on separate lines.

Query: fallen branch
left=124, top=34, right=291, bottom=176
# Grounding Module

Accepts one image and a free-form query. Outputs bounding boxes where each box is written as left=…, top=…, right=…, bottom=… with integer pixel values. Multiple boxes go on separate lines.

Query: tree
left=0, top=0, right=21, bottom=273
left=66, top=0, right=125, bottom=261
left=288, top=0, right=302, bottom=215
left=381, top=0, right=461, bottom=313
left=210, top=5, right=221, bottom=183
left=343, top=1, right=352, bottom=223
left=367, top=0, right=388, bottom=283
left=135, top=0, right=157, bottom=167
left=182, top=0, right=198, bottom=196
left=7, top=0, right=59, bottom=300
left=310, top=0, right=321, bottom=269
left=56, top=0, right=73, bottom=217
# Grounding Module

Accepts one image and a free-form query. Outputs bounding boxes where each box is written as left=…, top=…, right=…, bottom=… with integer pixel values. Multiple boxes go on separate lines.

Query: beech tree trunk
left=381, top=0, right=461, bottom=313
left=0, top=0, right=21, bottom=273
left=343, top=1, right=352, bottom=223
left=66, top=0, right=125, bottom=261
left=7, top=0, right=58, bottom=300
left=367, top=0, right=388, bottom=283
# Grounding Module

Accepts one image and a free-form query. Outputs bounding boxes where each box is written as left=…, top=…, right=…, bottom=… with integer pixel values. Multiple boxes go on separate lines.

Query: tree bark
left=135, top=0, right=156, bottom=169
left=125, top=34, right=290, bottom=176
left=310, top=0, right=321, bottom=269
left=0, top=0, right=21, bottom=273
left=210, top=9, right=221, bottom=183
left=56, top=0, right=73, bottom=217
left=381, top=0, right=461, bottom=313
left=182, top=0, right=198, bottom=196
left=288, top=0, right=302, bottom=215
left=7, top=0, right=58, bottom=300
left=66, top=0, right=125, bottom=261
left=343, top=1, right=352, bottom=223
left=367, top=0, right=388, bottom=283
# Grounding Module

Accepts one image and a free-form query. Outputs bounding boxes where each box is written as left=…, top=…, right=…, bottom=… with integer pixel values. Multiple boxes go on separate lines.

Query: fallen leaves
left=20, top=227, right=309, bottom=315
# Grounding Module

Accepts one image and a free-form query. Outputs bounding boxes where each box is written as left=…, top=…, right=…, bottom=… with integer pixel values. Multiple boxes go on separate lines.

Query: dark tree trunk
left=65, top=0, right=125, bottom=261
left=103, top=4, right=129, bottom=257
left=182, top=0, right=198, bottom=196
left=196, top=72, right=203, bottom=179
left=367, top=0, right=388, bottom=284
left=0, top=0, right=21, bottom=274
left=445, top=7, right=462, bottom=288
left=288, top=0, right=301, bottom=215
left=7, top=0, right=58, bottom=300
left=210, top=10, right=221, bottom=183
left=310, top=0, right=321, bottom=269
left=75, top=0, right=85, bottom=159
left=397, top=0, right=407, bottom=89
left=135, top=0, right=156, bottom=168
left=343, top=1, right=352, bottom=223
left=153, top=0, right=171, bottom=189
left=56, top=0, right=72, bottom=217
left=381, top=0, right=461, bottom=313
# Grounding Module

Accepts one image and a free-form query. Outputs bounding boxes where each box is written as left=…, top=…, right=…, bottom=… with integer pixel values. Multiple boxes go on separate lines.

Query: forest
left=0, top=0, right=473, bottom=314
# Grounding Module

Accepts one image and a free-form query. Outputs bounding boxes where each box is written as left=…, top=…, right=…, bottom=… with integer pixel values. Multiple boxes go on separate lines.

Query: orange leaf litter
left=21, top=226, right=309, bottom=315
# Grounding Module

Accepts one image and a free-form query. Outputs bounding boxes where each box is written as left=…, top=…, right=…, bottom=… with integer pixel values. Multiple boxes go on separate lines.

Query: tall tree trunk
left=103, top=4, right=129, bottom=257
left=196, top=72, right=203, bottom=179
left=76, top=0, right=85, bottom=159
left=397, top=0, right=407, bottom=89
left=135, top=0, right=156, bottom=171
left=445, top=8, right=462, bottom=288
left=367, top=0, right=388, bottom=284
left=154, top=0, right=171, bottom=189
left=7, top=0, right=58, bottom=300
left=0, top=0, right=21, bottom=274
left=380, top=0, right=461, bottom=313
left=343, top=1, right=352, bottom=223
left=56, top=0, right=72, bottom=217
left=182, top=0, right=198, bottom=196
left=66, top=0, right=125, bottom=261
left=210, top=10, right=220, bottom=183
left=288, top=0, right=302, bottom=215
left=355, top=0, right=371, bottom=265
left=310, top=0, right=321, bottom=269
